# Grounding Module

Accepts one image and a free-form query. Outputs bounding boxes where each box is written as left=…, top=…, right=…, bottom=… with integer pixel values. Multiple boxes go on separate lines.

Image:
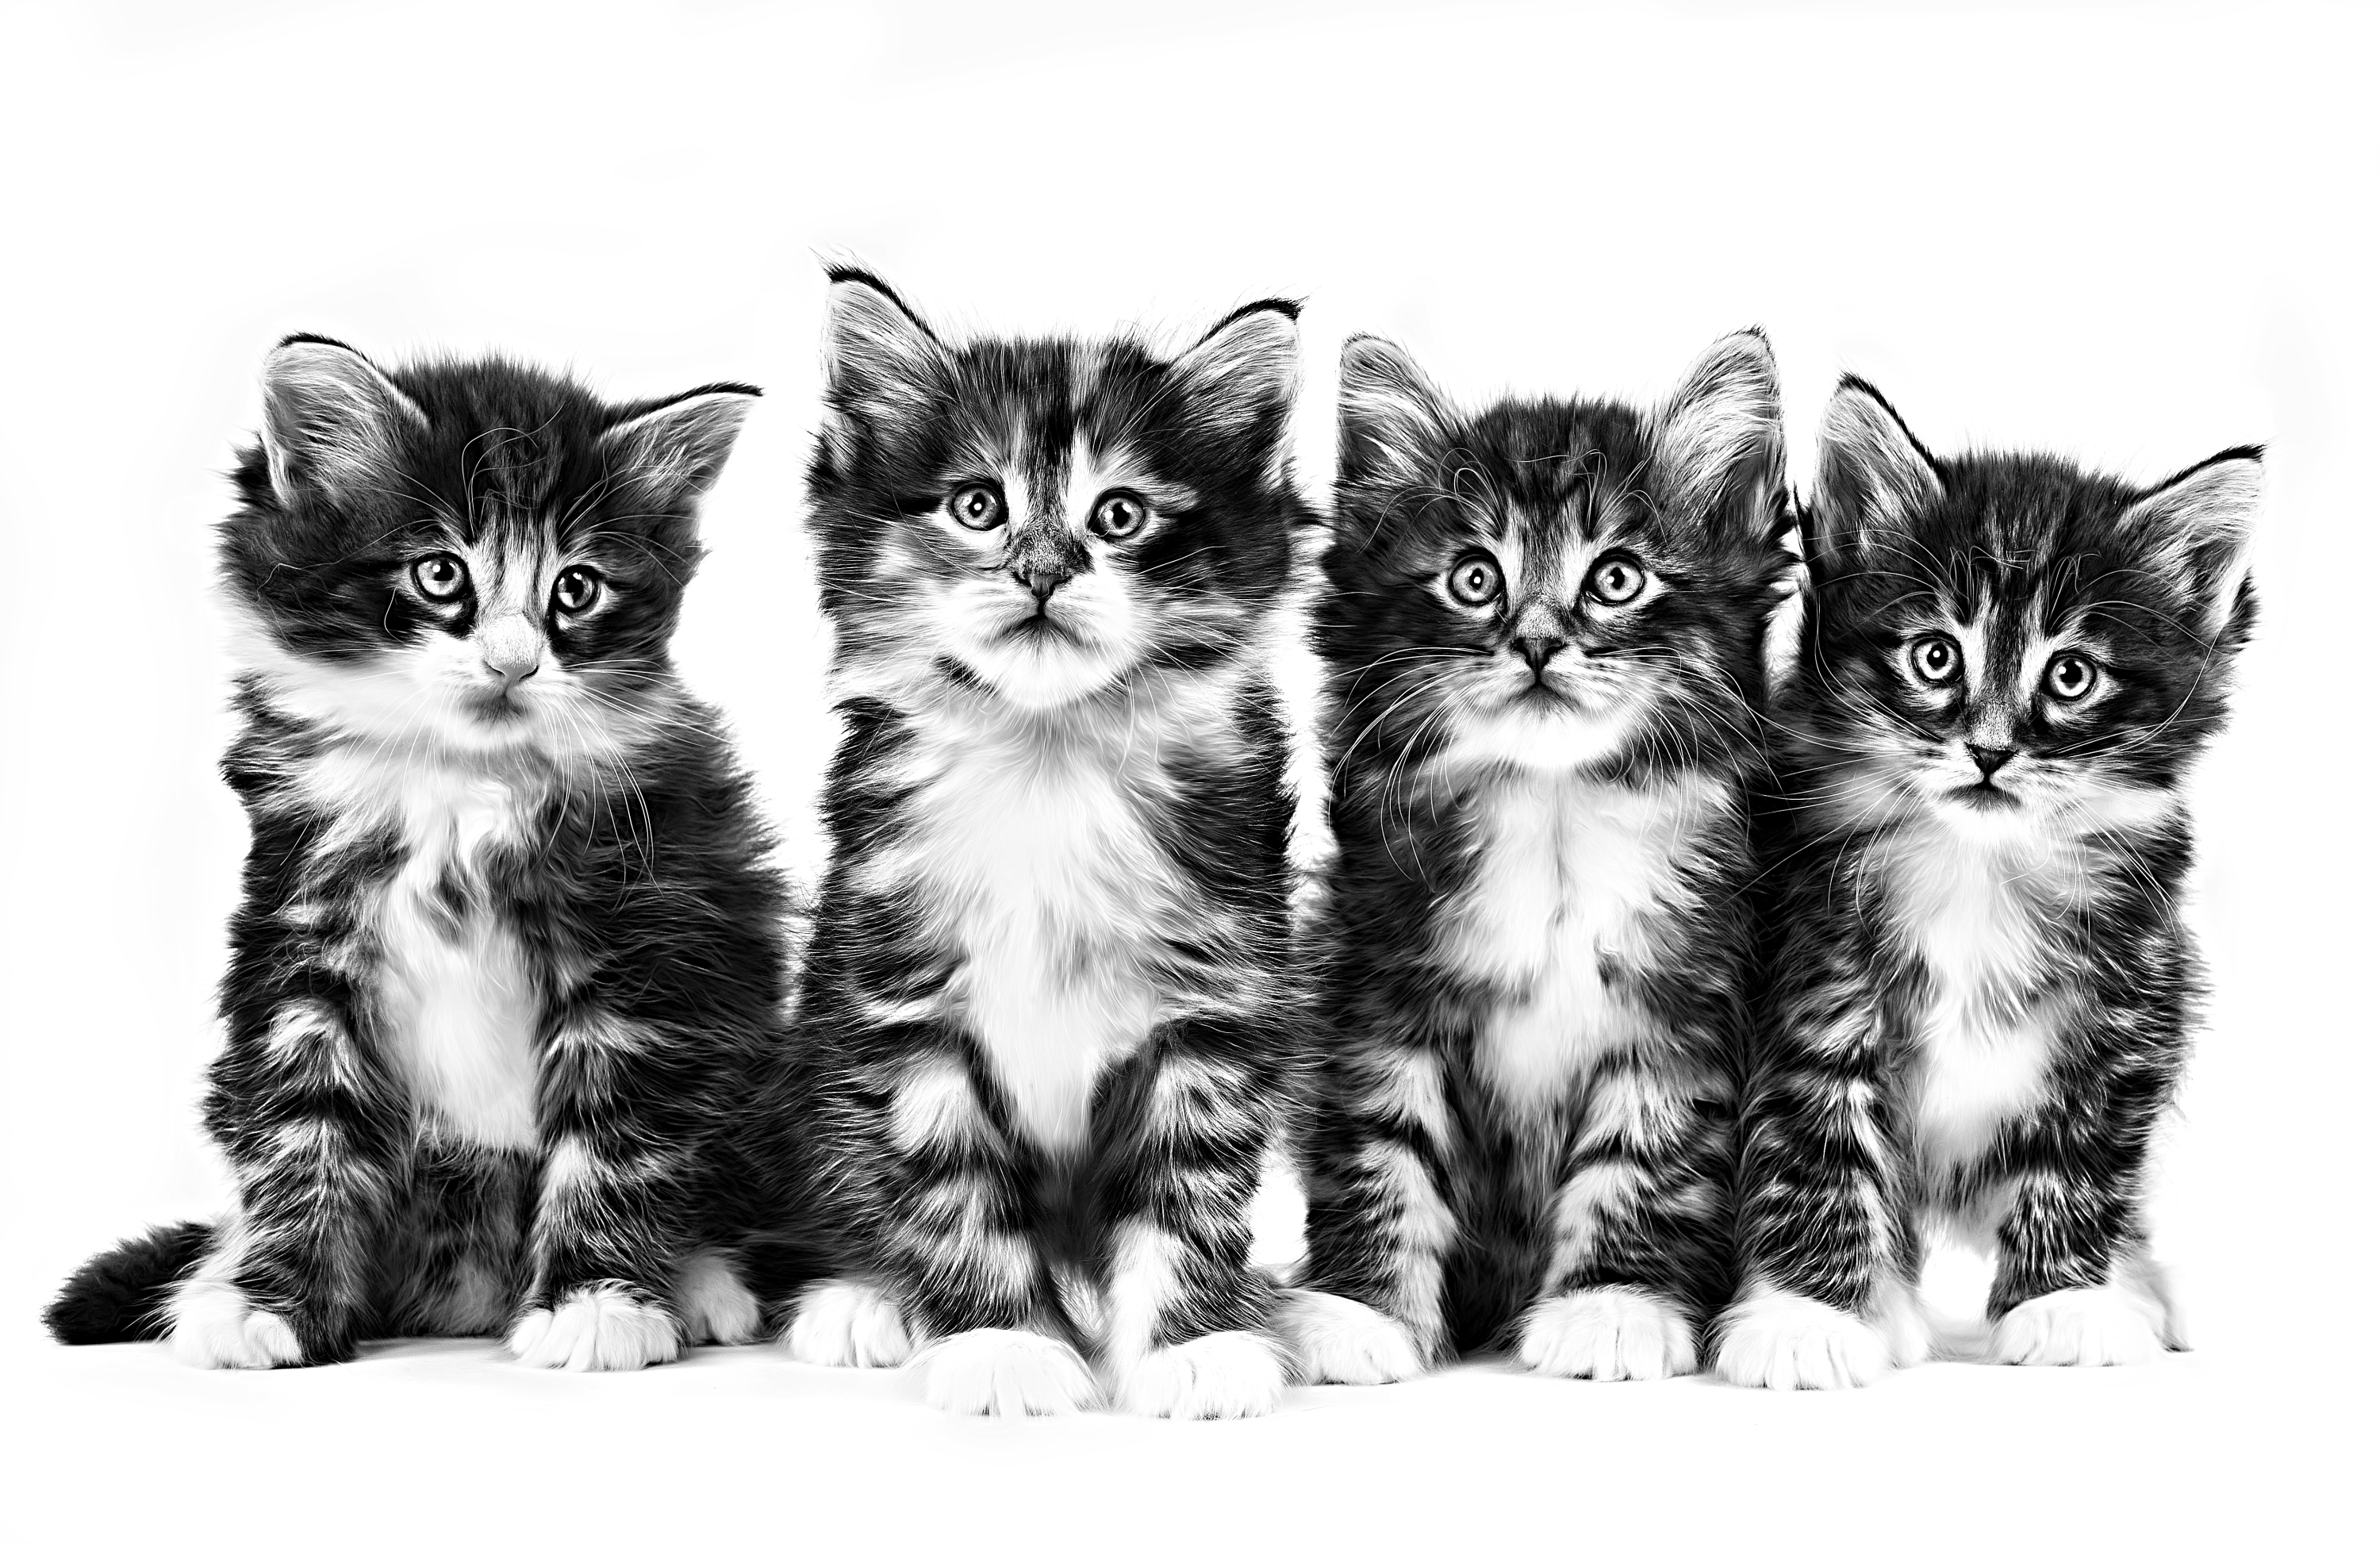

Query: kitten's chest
left=305, top=749, right=553, bottom=1152
left=1434, top=774, right=1712, bottom=1108
left=1884, top=828, right=2079, bottom=1166
left=879, top=720, right=1207, bottom=1151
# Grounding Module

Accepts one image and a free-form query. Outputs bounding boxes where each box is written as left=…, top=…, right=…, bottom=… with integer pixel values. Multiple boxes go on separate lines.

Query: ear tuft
left=601, top=386, right=760, bottom=506
left=1338, top=333, right=1453, bottom=490
left=1654, top=328, right=1782, bottom=536
left=258, top=337, right=429, bottom=508
left=2123, top=446, right=2263, bottom=642
left=820, top=266, right=946, bottom=440
left=1170, top=298, right=1301, bottom=441
left=1810, top=374, right=1943, bottom=561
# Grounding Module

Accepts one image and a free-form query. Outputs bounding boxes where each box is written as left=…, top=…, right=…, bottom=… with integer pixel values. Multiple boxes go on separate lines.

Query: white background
left=2, top=2, right=2372, bottom=1538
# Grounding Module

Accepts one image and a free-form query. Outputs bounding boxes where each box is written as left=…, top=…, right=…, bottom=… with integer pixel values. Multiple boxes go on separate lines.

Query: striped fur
left=741, top=270, right=1309, bottom=1418
left=1292, top=332, right=1792, bottom=1381
left=45, top=340, right=791, bottom=1369
left=1717, top=377, right=2259, bottom=1388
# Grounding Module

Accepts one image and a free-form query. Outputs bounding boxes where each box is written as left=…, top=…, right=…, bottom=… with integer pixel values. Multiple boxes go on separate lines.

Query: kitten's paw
left=1277, top=1289, right=1426, bottom=1385
left=1714, top=1289, right=1894, bottom=1390
left=506, top=1285, right=681, bottom=1371
left=1989, top=1287, right=2167, bottom=1367
left=674, top=1250, right=762, bottom=1346
left=785, top=1279, right=916, bottom=1369
left=916, top=1328, right=1096, bottom=1418
left=1116, top=1331, right=1285, bottom=1419
left=168, top=1280, right=307, bottom=1369
left=1516, top=1288, right=1698, bottom=1381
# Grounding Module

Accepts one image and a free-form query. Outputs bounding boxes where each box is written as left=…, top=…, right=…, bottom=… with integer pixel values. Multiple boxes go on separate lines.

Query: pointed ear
left=1170, top=298, right=1301, bottom=442
left=2123, top=447, right=2263, bottom=642
left=601, top=385, right=761, bottom=505
left=1810, top=375, right=1942, bottom=563
left=1653, top=328, right=1783, bottom=537
left=258, top=335, right=428, bottom=507
left=1338, top=333, right=1453, bottom=490
left=820, top=266, right=946, bottom=432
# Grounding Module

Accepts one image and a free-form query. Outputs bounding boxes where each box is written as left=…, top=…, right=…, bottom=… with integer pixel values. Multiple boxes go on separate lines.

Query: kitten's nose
left=1967, top=743, right=2015, bottom=780
left=1515, top=635, right=1564, bottom=677
left=1013, top=567, right=1071, bottom=606
left=480, top=615, right=543, bottom=689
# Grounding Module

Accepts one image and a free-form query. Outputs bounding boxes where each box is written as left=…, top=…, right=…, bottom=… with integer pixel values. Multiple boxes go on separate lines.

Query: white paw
left=168, top=1279, right=306, bottom=1369
left=505, top=1285, right=681, bottom=1371
left=1115, top=1331, right=1285, bottom=1419
left=784, top=1279, right=916, bottom=1369
left=1277, top=1289, right=1426, bottom=1385
left=674, top=1250, right=762, bottom=1346
left=1516, top=1288, right=1697, bottom=1381
left=1989, top=1287, right=2167, bottom=1367
left=1714, top=1289, right=1895, bottom=1390
left=916, top=1328, right=1096, bottom=1418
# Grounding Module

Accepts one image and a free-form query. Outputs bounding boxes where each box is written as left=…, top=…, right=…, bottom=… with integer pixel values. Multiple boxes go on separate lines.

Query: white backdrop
left=2, top=2, right=2371, bottom=1538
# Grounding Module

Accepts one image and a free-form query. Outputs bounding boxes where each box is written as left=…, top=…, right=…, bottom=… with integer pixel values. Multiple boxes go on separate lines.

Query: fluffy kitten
left=1285, top=332, right=1791, bottom=1383
left=1715, top=377, right=2259, bottom=1388
left=44, top=338, right=790, bottom=1369
left=750, top=269, right=1307, bottom=1418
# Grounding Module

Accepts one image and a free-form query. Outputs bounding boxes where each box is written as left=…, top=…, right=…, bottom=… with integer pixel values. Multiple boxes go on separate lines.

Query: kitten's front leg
left=1095, top=1024, right=1289, bottom=1419
left=1985, top=1099, right=2180, bottom=1368
left=873, top=1049, right=1094, bottom=1416
left=1518, top=1047, right=1727, bottom=1382
left=1291, top=1042, right=1455, bottom=1385
left=173, top=995, right=406, bottom=1369
left=505, top=1003, right=689, bottom=1371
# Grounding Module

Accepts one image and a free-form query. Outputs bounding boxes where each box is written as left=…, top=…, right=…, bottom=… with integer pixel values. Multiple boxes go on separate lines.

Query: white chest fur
left=298, top=747, right=550, bottom=1152
left=865, top=690, right=1234, bottom=1152
left=1880, top=820, right=2079, bottom=1167
left=1435, top=771, right=1719, bottom=1108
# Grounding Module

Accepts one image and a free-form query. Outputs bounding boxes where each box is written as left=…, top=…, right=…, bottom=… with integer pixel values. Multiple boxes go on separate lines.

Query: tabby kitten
left=1716, top=378, right=2259, bottom=1388
left=44, top=338, right=790, bottom=1370
left=752, top=269, right=1306, bottom=1419
left=1285, top=332, right=1791, bottom=1383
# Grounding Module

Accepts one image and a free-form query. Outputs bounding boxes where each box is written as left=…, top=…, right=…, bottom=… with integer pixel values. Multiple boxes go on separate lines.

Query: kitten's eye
left=1089, top=491, right=1148, bottom=541
left=950, top=482, right=1008, bottom=531
left=1447, top=551, right=1504, bottom=608
left=2044, top=652, right=2100, bottom=701
left=1908, top=634, right=1962, bottom=685
left=413, top=553, right=470, bottom=601
left=552, top=566, right=603, bottom=616
left=1586, top=554, right=1646, bottom=605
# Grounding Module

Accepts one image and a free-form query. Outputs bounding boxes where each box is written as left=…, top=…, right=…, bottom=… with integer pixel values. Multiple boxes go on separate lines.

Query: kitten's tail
left=44, top=1221, right=213, bottom=1344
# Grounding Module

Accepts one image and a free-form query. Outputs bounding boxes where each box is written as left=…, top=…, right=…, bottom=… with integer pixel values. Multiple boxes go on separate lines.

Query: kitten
left=1284, top=332, right=1791, bottom=1383
left=43, top=337, right=791, bottom=1370
left=1715, top=377, right=2259, bottom=1388
left=754, top=268, right=1307, bottom=1418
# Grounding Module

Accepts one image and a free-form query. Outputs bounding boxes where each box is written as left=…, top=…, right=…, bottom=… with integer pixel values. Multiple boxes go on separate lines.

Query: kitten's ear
left=820, top=266, right=946, bottom=431
left=1653, top=328, right=1783, bottom=538
left=258, top=335, right=429, bottom=508
left=2122, top=447, right=2263, bottom=642
left=1338, top=334, right=1452, bottom=489
left=601, top=385, right=762, bottom=505
left=1810, top=375, right=1943, bottom=562
left=1171, top=298, right=1301, bottom=441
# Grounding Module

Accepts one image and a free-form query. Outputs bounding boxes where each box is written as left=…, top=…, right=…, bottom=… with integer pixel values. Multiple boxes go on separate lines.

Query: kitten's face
left=221, top=340, right=754, bottom=762
left=808, top=275, right=1301, bottom=712
left=1802, top=380, right=2259, bottom=843
left=1322, top=333, right=1788, bottom=780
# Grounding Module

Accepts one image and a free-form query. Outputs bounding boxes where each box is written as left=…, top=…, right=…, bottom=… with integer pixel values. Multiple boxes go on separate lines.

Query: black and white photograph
left=3, top=2, right=2370, bottom=1538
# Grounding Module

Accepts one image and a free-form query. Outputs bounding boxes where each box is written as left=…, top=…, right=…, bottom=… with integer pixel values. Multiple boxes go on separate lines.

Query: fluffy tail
left=44, top=1221, right=213, bottom=1344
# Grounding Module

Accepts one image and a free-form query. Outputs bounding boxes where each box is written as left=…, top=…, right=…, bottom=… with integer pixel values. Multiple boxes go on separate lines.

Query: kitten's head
left=1798, top=375, right=2259, bottom=840
left=222, top=336, right=757, bottom=761
left=1321, top=332, right=1790, bottom=781
left=805, top=268, right=1303, bottom=712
